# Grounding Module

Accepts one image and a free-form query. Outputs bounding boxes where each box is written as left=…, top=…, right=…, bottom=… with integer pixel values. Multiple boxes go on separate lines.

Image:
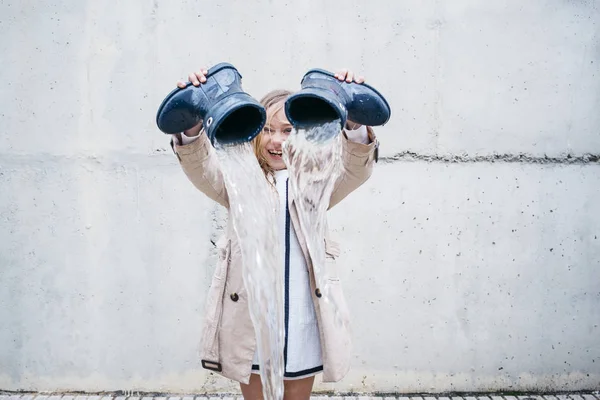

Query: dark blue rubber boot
left=285, top=68, right=391, bottom=134
left=156, top=62, right=266, bottom=146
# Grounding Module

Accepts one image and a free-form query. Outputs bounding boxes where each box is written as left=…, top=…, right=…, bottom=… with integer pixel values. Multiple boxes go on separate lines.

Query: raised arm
left=171, top=125, right=229, bottom=208
left=328, top=124, right=378, bottom=209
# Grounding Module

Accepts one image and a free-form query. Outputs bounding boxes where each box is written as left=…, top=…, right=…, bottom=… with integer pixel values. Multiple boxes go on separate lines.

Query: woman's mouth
left=268, top=150, right=283, bottom=158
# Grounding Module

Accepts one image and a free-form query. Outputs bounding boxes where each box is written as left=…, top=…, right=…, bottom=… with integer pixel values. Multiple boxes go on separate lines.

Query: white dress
left=251, top=169, right=323, bottom=380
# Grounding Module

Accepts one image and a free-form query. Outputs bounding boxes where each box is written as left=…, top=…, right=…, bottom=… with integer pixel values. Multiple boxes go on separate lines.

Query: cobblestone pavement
left=1, top=393, right=599, bottom=400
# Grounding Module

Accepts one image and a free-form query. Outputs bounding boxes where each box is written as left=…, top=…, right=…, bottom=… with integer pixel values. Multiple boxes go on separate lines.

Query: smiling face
left=259, top=102, right=293, bottom=171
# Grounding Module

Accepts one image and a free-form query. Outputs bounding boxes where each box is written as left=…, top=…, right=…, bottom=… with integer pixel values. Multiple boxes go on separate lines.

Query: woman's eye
left=284, top=128, right=292, bottom=134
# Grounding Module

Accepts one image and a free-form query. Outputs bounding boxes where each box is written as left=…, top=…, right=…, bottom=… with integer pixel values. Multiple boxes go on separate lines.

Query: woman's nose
left=272, top=130, right=286, bottom=144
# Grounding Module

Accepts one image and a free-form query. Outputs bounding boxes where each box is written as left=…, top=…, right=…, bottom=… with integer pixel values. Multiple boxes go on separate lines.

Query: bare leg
left=284, top=376, right=315, bottom=400
left=240, top=373, right=264, bottom=400
left=240, top=375, right=315, bottom=400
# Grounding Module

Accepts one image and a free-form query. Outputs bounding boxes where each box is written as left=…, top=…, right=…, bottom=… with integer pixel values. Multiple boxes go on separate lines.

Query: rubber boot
left=285, top=68, right=391, bottom=136
left=156, top=62, right=266, bottom=146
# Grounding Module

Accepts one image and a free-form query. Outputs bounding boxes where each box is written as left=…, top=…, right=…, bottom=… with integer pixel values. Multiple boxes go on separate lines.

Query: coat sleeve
left=172, top=131, right=230, bottom=208
left=328, top=126, right=378, bottom=209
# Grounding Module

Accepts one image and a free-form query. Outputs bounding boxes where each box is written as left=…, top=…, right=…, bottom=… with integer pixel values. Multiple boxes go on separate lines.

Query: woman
left=171, top=67, right=379, bottom=400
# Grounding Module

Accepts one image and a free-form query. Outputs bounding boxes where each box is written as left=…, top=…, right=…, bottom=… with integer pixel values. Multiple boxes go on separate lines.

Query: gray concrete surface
left=328, top=163, right=600, bottom=393
left=1, top=395, right=599, bottom=400
left=1, top=0, right=599, bottom=394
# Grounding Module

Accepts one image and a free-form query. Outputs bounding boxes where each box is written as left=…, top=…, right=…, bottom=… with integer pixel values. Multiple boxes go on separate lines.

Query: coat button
left=315, top=288, right=322, bottom=298
left=230, top=293, right=239, bottom=302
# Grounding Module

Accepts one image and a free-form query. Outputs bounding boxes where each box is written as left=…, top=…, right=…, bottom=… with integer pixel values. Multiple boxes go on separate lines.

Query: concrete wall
left=1, top=0, right=599, bottom=393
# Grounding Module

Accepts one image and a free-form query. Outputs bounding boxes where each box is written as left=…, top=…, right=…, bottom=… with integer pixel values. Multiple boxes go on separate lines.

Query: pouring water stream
left=213, top=120, right=344, bottom=400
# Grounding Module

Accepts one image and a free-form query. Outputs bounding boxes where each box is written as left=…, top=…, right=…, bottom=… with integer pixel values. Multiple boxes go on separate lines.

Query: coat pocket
left=200, top=236, right=231, bottom=363
left=325, top=239, right=341, bottom=259
left=215, top=235, right=231, bottom=278
left=324, top=238, right=341, bottom=280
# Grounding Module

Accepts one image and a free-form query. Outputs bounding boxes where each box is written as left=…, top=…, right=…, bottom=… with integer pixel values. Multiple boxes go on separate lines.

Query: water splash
left=215, top=142, right=285, bottom=400
left=211, top=120, right=344, bottom=400
left=283, top=120, right=344, bottom=317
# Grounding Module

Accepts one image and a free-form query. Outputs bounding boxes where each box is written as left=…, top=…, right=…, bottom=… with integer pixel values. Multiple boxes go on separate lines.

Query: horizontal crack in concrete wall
left=1, top=151, right=600, bottom=168
left=380, top=152, right=600, bottom=164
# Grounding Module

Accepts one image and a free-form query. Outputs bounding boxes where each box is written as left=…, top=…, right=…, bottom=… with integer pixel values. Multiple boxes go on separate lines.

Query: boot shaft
left=285, top=68, right=391, bottom=136
left=156, top=63, right=266, bottom=146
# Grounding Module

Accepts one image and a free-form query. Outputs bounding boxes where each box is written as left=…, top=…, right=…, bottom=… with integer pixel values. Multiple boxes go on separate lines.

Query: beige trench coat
left=172, top=128, right=378, bottom=384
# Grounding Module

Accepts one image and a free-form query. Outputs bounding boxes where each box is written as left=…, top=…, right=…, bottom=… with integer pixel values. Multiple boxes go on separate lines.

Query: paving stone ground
left=1, top=394, right=599, bottom=400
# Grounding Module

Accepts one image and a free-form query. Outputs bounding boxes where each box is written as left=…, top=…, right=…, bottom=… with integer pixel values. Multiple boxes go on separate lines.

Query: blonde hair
left=252, top=89, right=294, bottom=180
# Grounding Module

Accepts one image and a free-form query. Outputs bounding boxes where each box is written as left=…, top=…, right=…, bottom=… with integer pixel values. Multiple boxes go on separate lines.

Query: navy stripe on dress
left=252, top=364, right=324, bottom=378
left=283, top=178, right=291, bottom=369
